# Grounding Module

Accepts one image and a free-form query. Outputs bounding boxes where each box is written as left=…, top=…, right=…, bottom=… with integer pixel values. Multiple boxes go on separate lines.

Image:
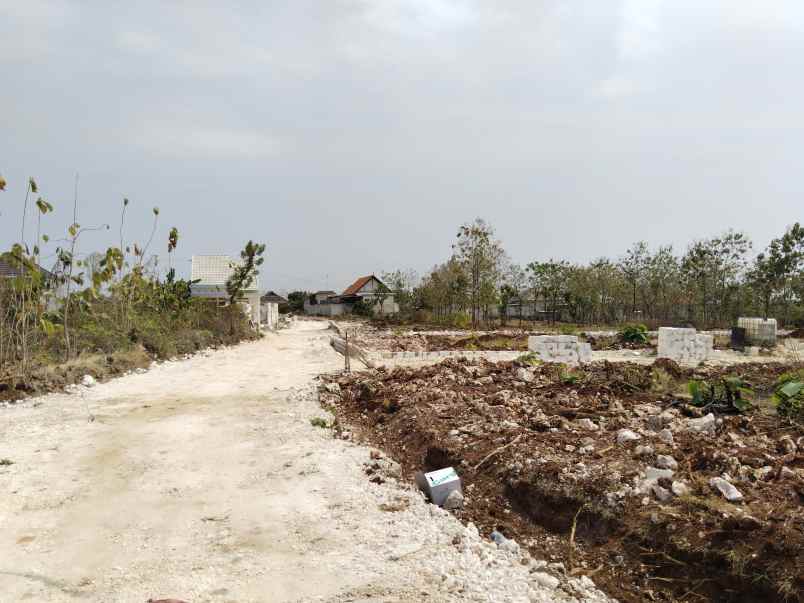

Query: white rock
left=531, top=572, right=560, bottom=590
left=645, top=467, right=674, bottom=481
left=655, top=455, right=678, bottom=470
left=671, top=481, right=690, bottom=497
left=81, top=374, right=96, bottom=387
left=710, top=477, right=743, bottom=502
left=686, top=413, right=716, bottom=434
left=514, top=368, right=534, bottom=383
left=634, top=445, right=654, bottom=457
left=443, top=490, right=464, bottom=510
left=617, top=429, right=641, bottom=445
left=575, top=418, right=599, bottom=431
left=652, top=483, right=673, bottom=503
left=658, top=429, right=674, bottom=445
left=323, top=382, right=341, bottom=395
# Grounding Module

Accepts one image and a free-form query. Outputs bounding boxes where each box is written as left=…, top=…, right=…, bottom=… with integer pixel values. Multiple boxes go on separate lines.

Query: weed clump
left=772, top=369, right=804, bottom=419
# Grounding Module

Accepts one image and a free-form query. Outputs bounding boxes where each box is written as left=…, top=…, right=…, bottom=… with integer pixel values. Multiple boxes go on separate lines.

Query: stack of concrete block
left=528, top=335, right=592, bottom=365
left=657, top=328, right=712, bottom=363
left=737, top=317, right=777, bottom=346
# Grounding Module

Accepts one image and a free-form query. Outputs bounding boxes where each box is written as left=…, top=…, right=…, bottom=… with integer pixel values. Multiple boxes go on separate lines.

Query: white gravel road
left=0, top=320, right=613, bottom=603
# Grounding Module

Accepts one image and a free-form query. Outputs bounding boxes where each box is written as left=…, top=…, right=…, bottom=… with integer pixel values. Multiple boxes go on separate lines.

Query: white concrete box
left=416, top=467, right=462, bottom=507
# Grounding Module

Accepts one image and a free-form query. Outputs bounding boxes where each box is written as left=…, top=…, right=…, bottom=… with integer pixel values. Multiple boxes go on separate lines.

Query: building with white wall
left=190, top=255, right=261, bottom=328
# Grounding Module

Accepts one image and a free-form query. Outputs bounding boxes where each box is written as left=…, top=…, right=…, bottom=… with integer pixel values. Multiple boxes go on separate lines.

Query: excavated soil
left=324, top=358, right=804, bottom=602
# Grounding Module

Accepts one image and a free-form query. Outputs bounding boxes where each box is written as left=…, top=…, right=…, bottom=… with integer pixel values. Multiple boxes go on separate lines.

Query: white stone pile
left=657, top=327, right=712, bottom=364
left=528, top=335, right=592, bottom=365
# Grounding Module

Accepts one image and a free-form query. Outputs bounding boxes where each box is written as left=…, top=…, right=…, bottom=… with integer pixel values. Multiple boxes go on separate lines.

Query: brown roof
left=343, top=275, right=376, bottom=296
left=0, top=255, right=53, bottom=280
left=261, top=291, right=287, bottom=304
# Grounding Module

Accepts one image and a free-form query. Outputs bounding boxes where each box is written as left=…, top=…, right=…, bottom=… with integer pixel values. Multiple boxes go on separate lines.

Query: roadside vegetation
left=0, top=175, right=262, bottom=400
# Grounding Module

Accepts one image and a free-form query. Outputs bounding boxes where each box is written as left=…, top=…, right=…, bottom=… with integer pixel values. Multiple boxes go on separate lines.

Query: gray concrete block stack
left=737, top=317, right=777, bottom=346
left=527, top=335, right=592, bottom=365
left=657, top=327, right=712, bottom=364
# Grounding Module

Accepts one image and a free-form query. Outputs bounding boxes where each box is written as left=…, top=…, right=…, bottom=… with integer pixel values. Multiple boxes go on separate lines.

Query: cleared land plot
left=324, top=358, right=804, bottom=603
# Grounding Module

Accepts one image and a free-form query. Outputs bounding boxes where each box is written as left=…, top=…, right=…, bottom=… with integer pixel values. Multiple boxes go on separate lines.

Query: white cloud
left=597, top=74, right=638, bottom=99
left=616, top=0, right=663, bottom=61
left=132, top=124, right=282, bottom=159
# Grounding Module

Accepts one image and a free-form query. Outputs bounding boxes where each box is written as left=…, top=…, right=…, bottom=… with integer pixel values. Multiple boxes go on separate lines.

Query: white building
left=303, top=275, right=398, bottom=316
left=190, top=255, right=261, bottom=328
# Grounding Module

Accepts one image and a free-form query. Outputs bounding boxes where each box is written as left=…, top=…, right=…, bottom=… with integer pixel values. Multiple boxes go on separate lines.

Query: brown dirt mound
left=323, top=358, right=804, bottom=602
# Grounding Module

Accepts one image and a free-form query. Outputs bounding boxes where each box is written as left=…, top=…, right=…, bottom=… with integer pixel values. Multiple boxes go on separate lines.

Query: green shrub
left=515, top=352, right=541, bottom=366
left=310, top=417, right=329, bottom=428
left=620, top=324, right=649, bottom=344
left=688, top=375, right=753, bottom=413
left=773, top=369, right=804, bottom=418
left=559, top=324, right=577, bottom=335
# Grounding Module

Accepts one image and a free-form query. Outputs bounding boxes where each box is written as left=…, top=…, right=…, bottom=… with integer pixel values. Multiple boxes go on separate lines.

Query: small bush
left=620, top=324, right=649, bottom=344
left=515, top=352, right=541, bottom=366
left=773, top=369, right=804, bottom=419
left=559, top=324, right=577, bottom=335
left=310, top=417, right=329, bottom=428
left=688, top=375, right=753, bottom=413
left=649, top=367, right=676, bottom=395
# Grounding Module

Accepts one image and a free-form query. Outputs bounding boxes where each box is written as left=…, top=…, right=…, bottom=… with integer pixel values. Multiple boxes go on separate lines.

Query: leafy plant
left=620, top=323, right=649, bottom=344
left=560, top=369, right=584, bottom=385
left=772, top=369, right=804, bottom=419
left=515, top=352, right=541, bottom=366
left=688, top=375, right=754, bottom=413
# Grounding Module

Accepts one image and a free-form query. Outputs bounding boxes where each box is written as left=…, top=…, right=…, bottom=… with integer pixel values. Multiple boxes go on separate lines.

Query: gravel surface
left=0, top=320, right=612, bottom=602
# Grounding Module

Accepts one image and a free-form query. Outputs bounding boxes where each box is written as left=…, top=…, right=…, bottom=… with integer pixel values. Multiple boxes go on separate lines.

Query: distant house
left=261, top=291, right=287, bottom=305
left=190, top=255, right=261, bottom=328
left=0, top=254, right=61, bottom=309
left=0, top=254, right=54, bottom=282
left=260, top=291, right=287, bottom=329
left=303, top=275, right=398, bottom=317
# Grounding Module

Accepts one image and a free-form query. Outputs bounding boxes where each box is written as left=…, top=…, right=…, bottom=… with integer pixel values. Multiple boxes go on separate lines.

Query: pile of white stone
left=528, top=335, right=592, bottom=365
left=657, top=327, right=712, bottom=364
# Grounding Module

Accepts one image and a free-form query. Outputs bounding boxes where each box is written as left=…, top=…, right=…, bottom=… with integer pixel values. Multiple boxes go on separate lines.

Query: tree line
left=378, top=219, right=804, bottom=329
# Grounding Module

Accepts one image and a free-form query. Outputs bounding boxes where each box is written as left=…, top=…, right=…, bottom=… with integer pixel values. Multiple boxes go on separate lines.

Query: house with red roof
left=303, top=275, right=398, bottom=317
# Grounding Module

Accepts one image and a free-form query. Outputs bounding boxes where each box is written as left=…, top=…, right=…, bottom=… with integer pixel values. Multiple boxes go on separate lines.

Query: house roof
left=191, top=255, right=259, bottom=290
left=261, top=290, right=287, bottom=303
left=343, top=275, right=379, bottom=296
left=313, top=290, right=336, bottom=296
left=0, top=254, right=54, bottom=280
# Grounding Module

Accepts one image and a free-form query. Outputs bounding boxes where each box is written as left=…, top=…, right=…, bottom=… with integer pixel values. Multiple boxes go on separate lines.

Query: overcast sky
left=2, top=1, right=802, bottom=293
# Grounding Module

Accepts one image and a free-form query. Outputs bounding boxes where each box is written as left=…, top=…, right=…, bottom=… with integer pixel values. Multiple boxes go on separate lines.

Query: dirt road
left=1, top=320, right=611, bottom=603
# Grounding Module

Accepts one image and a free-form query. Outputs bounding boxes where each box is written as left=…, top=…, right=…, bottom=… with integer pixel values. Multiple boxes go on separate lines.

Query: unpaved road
left=1, top=320, right=611, bottom=603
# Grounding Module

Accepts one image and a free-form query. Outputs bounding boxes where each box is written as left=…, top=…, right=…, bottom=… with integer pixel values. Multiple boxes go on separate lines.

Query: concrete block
left=415, top=467, right=462, bottom=507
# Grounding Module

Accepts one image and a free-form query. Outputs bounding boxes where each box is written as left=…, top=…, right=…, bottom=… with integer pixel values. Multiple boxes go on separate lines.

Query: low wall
left=657, top=327, right=712, bottom=363
left=367, top=350, right=522, bottom=363
left=261, top=302, right=279, bottom=329
left=527, top=335, right=592, bottom=365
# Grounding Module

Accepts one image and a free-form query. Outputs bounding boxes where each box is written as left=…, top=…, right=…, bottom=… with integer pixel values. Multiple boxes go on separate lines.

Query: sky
left=2, top=0, right=803, bottom=294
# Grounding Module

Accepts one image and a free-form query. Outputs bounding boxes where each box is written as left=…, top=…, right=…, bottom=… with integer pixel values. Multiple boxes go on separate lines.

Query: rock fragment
left=710, top=477, right=743, bottom=502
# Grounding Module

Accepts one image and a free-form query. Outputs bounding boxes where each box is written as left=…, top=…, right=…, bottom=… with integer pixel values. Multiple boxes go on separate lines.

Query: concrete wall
left=737, top=317, right=777, bottom=346
left=528, top=335, right=592, bottom=365
left=261, top=302, right=279, bottom=329
left=657, top=327, right=712, bottom=364
left=304, top=301, right=347, bottom=317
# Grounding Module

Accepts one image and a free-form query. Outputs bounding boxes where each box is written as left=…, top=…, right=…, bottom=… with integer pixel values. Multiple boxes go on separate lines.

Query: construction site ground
left=0, top=320, right=611, bottom=603
left=323, top=321, right=804, bottom=602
